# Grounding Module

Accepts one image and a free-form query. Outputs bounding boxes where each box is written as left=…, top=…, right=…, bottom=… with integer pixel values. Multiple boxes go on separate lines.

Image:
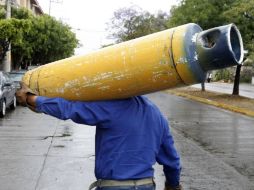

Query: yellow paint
left=23, top=24, right=197, bottom=101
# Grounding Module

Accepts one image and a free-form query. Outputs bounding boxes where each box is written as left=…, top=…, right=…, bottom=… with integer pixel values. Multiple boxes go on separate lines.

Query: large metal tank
left=22, top=23, right=243, bottom=101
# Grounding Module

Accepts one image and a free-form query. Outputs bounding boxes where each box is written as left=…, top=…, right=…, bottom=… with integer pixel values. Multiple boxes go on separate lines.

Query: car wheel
left=0, top=100, right=6, bottom=118
left=10, top=96, right=17, bottom=110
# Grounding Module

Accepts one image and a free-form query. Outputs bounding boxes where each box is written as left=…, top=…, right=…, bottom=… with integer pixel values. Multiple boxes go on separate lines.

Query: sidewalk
left=167, top=83, right=254, bottom=117
left=192, top=82, right=254, bottom=99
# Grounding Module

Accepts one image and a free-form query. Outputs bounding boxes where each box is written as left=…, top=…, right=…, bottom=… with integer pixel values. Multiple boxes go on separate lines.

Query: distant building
left=0, top=0, right=43, bottom=15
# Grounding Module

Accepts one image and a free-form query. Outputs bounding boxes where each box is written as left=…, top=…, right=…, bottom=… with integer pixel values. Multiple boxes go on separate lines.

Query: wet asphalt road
left=148, top=93, right=254, bottom=189
left=0, top=92, right=254, bottom=190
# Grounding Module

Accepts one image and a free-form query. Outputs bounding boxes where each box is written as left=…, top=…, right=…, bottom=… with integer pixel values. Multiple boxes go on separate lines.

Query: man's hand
left=164, top=184, right=183, bottom=190
left=16, top=82, right=37, bottom=110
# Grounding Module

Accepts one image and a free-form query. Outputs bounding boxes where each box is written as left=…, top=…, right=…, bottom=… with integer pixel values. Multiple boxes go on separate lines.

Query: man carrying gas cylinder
left=16, top=82, right=182, bottom=190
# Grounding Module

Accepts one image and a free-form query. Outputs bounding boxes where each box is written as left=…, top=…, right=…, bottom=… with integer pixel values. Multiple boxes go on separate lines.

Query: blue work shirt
left=36, top=96, right=181, bottom=187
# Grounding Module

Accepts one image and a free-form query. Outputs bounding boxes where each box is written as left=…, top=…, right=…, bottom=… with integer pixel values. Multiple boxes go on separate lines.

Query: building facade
left=0, top=0, right=43, bottom=15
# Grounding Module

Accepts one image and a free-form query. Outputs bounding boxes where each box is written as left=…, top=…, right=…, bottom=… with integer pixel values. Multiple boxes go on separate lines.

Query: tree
left=223, top=0, right=254, bottom=95
left=26, top=15, right=78, bottom=65
left=223, top=0, right=254, bottom=56
left=8, top=8, right=33, bottom=69
left=0, top=6, right=32, bottom=68
left=232, top=64, right=242, bottom=95
left=168, top=0, right=236, bottom=29
left=107, top=6, right=169, bottom=42
left=0, top=18, right=28, bottom=64
left=0, top=6, right=79, bottom=69
left=168, top=0, right=252, bottom=92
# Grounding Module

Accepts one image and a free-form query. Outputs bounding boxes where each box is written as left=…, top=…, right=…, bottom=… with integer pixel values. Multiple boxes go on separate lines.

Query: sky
left=37, top=0, right=179, bottom=55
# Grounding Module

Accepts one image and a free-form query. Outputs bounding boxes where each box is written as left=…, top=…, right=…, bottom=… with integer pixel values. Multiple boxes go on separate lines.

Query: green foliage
left=168, top=0, right=254, bottom=57
left=223, top=0, right=254, bottom=57
left=214, top=65, right=254, bottom=83
left=214, top=68, right=235, bottom=82
left=249, top=54, right=254, bottom=66
left=0, top=6, right=78, bottom=69
left=168, top=0, right=236, bottom=29
left=240, top=67, right=254, bottom=83
left=11, top=6, right=34, bottom=19
left=0, top=18, right=29, bottom=61
left=107, top=6, right=169, bottom=42
left=0, top=6, right=6, bottom=18
left=26, top=15, right=78, bottom=65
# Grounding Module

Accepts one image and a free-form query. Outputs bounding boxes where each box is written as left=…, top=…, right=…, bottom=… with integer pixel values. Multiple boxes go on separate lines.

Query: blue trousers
left=96, top=184, right=155, bottom=190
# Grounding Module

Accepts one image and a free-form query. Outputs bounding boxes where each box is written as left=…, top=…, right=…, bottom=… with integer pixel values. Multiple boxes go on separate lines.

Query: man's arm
left=26, top=94, right=37, bottom=110
left=156, top=121, right=182, bottom=190
left=16, top=82, right=110, bottom=125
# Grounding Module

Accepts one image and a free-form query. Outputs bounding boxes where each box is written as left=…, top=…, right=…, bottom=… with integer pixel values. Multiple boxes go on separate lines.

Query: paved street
left=192, top=82, right=254, bottom=99
left=0, top=92, right=254, bottom=190
left=148, top=93, right=254, bottom=189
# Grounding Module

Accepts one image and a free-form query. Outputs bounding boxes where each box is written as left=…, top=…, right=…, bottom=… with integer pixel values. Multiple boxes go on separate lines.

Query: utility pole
left=3, top=0, right=11, bottom=72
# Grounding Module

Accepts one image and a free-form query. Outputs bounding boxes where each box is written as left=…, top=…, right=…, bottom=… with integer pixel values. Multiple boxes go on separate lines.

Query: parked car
left=0, top=71, right=17, bottom=117
left=8, top=70, right=27, bottom=89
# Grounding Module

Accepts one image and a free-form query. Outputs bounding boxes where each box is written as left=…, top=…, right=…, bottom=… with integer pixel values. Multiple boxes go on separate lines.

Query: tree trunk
left=232, top=64, right=242, bottom=95
left=201, top=82, right=205, bottom=91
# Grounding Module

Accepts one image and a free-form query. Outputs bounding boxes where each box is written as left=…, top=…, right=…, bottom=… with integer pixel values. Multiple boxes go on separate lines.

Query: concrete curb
left=167, top=91, right=254, bottom=117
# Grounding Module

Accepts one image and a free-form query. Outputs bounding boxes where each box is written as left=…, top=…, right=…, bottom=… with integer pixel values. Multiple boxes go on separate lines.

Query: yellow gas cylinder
left=22, top=23, right=243, bottom=101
